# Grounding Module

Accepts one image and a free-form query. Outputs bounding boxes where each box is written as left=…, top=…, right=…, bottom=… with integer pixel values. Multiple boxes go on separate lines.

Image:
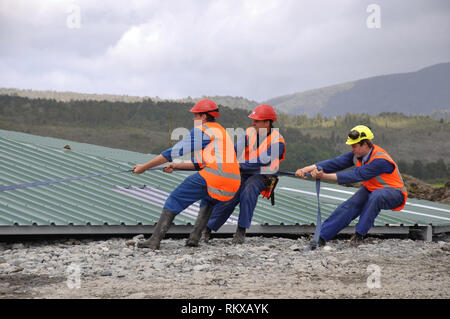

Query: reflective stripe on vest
left=196, top=122, right=241, bottom=201
left=354, top=144, right=408, bottom=211
left=245, top=127, right=286, bottom=173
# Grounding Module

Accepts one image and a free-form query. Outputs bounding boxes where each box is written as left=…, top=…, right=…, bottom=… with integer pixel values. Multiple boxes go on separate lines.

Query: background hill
left=0, top=88, right=258, bottom=111
left=3, top=62, right=449, bottom=119
left=0, top=94, right=449, bottom=183
left=264, top=62, right=450, bottom=117
left=1, top=62, right=449, bottom=183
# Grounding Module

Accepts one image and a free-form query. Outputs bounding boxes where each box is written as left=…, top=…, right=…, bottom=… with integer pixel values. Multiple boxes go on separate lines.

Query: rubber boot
left=202, top=227, right=212, bottom=243
left=349, top=232, right=365, bottom=247
left=232, top=226, right=246, bottom=244
left=186, top=205, right=213, bottom=247
left=137, top=209, right=176, bottom=250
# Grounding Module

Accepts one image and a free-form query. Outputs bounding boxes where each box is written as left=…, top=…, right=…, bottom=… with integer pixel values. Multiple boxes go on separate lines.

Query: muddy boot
left=232, top=227, right=246, bottom=244
left=202, top=227, right=212, bottom=243
left=137, top=209, right=176, bottom=250
left=349, top=232, right=364, bottom=248
left=186, top=205, right=213, bottom=247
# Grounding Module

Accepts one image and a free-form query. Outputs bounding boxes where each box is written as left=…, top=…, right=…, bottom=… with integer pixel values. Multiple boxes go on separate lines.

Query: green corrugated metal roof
left=0, top=129, right=155, bottom=163
left=0, top=133, right=194, bottom=226
left=0, top=129, right=449, bottom=236
left=276, top=176, right=450, bottom=226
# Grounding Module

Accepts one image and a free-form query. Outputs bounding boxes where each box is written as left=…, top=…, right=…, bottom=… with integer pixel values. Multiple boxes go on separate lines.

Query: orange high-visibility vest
left=355, top=144, right=408, bottom=211
left=244, top=127, right=286, bottom=173
left=195, top=122, right=241, bottom=201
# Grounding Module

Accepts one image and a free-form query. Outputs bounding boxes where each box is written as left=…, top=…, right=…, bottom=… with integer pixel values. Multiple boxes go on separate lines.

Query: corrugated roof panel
left=0, top=129, right=157, bottom=164
left=114, top=186, right=240, bottom=225
left=0, top=129, right=449, bottom=236
left=1, top=138, right=157, bottom=226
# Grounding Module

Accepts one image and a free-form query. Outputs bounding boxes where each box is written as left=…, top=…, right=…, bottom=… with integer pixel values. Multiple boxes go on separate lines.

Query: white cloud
left=0, top=0, right=449, bottom=101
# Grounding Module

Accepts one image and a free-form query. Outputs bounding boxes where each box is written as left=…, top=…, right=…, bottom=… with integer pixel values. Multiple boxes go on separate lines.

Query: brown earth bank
left=402, top=175, right=450, bottom=204
left=343, top=174, right=450, bottom=204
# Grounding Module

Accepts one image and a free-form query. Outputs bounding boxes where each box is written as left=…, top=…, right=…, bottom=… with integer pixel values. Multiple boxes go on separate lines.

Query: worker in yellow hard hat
left=295, top=125, right=407, bottom=249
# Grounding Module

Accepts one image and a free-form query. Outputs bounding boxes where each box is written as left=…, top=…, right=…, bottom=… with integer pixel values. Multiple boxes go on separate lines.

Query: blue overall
left=207, top=130, right=285, bottom=230
left=317, top=149, right=405, bottom=240
left=163, top=173, right=220, bottom=213
left=207, top=173, right=267, bottom=230
left=160, top=124, right=220, bottom=214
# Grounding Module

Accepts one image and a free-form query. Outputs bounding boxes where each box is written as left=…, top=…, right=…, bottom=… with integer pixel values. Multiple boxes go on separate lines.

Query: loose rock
left=0, top=235, right=448, bottom=298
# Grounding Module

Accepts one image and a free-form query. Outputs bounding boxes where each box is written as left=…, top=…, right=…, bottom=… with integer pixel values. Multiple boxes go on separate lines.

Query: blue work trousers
left=320, top=187, right=405, bottom=240
left=164, top=172, right=221, bottom=214
left=207, top=174, right=267, bottom=231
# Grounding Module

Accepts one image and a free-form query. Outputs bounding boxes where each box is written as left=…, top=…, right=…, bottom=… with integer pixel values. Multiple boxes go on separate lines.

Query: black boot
left=137, top=209, right=176, bottom=250
left=232, top=226, right=246, bottom=244
left=186, top=205, right=213, bottom=247
left=202, top=227, right=212, bottom=243
left=349, top=232, right=365, bottom=247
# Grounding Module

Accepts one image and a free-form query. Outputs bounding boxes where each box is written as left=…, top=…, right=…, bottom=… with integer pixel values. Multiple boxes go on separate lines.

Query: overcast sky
left=0, top=0, right=449, bottom=102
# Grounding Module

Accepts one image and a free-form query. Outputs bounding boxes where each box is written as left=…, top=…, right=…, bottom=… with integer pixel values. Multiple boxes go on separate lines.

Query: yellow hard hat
left=345, top=125, right=374, bottom=145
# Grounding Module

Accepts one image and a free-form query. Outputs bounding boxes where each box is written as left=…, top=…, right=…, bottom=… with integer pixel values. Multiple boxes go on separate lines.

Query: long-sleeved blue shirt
left=161, top=127, right=211, bottom=170
left=316, top=148, right=395, bottom=185
left=235, top=129, right=285, bottom=171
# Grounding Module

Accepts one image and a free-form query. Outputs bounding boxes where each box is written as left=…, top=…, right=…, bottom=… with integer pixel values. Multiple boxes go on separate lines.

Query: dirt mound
left=402, top=174, right=450, bottom=204
left=343, top=174, right=450, bottom=204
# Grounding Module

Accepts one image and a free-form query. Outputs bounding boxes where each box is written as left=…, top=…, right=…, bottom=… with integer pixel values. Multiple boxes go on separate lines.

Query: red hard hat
left=190, top=99, right=219, bottom=118
left=248, top=104, right=277, bottom=122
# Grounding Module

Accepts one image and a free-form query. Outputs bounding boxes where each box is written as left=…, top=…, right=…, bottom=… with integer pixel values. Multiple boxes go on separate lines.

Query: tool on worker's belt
left=261, top=175, right=279, bottom=205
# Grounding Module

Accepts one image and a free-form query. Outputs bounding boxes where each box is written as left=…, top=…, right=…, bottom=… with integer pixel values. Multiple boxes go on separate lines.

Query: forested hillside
left=264, top=62, right=450, bottom=117
left=0, top=88, right=258, bottom=111
left=1, top=94, right=449, bottom=183
left=277, top=112, right=450, bottom=183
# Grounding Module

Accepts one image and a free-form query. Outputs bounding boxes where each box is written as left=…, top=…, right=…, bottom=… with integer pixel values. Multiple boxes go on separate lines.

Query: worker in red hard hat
left=248, top=104, right=278, bottom=122
left=189, top=99, right=220, bottom=118
left=203, top=104, right=286, bottom=244
left=133, top=99, right=241, bottom=249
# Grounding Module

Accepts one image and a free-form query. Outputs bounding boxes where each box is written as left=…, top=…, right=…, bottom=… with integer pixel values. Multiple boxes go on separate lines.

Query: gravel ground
left=0, top=234, right=449, bottom=299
